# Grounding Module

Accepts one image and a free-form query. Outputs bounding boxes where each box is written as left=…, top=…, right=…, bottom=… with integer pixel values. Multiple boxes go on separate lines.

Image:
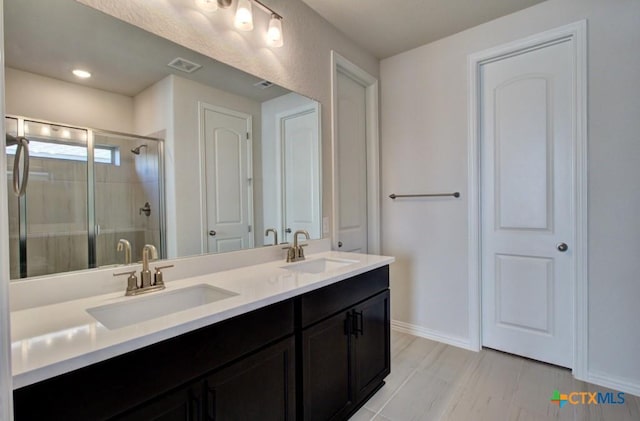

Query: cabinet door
left=117, top=383, right=202, bottom=421
left=302, top=310, right=354, bottom=421
left=352, top=290, right=391, bottom=402
left=203, top=337, right=296, bottom=421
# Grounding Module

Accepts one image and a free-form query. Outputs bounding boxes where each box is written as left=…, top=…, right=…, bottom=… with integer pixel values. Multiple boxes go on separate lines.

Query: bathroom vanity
left=10, top=252, right=393, bottom=420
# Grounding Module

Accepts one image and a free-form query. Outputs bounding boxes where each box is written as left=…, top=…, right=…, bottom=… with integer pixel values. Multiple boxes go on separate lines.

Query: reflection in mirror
left=6, top=116, right=163, bottom=279
left=4, top=0, right=322, bottom=280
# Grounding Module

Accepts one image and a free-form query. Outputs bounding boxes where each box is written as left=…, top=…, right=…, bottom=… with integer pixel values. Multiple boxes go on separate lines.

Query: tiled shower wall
left=94, top=134, right=161, bottom=268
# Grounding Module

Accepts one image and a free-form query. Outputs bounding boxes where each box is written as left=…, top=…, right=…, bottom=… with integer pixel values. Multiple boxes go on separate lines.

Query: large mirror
left=4, top=0, right=322, bottom=280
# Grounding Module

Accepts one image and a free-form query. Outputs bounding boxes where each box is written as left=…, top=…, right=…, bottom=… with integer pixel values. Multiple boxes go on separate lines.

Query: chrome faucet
left=265, top=228, right=278, bottom=246
left=285, top=230, right=310, bottom=262
left=113, top=244, right=172, bottom=296
left=116, top=239, right=132, bottom=265
left=141, top=244, right=158, bottom=288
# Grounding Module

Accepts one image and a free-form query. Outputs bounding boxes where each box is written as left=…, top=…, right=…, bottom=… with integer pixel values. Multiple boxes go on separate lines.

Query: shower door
left=5, top=118, right=89, bottom=278
left=5, top=117, right=164, bottom=278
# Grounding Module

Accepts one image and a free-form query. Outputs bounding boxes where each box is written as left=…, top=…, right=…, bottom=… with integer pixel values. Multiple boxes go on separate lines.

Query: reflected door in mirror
left=282, top=105, right=321, bottom=243
left=203, top=105, right=253, bottom=253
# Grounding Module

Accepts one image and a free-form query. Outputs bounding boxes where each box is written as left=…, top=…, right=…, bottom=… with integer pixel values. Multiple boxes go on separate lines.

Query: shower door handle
left=12, top=137, right=29, bottom=197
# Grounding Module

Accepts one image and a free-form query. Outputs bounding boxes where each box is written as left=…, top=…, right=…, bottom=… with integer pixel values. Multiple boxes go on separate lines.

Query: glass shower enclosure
left=5, top=116, right=164, bottom=279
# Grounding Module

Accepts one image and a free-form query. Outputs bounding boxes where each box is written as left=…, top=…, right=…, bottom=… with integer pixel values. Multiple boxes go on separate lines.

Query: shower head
left=131, top=144, right=148, bottom=155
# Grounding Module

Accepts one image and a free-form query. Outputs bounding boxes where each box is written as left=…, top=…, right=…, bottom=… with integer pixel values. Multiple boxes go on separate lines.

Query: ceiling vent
left=254, top=80, right=274, bottom=89
left=168, top=57, right=202, bottom=73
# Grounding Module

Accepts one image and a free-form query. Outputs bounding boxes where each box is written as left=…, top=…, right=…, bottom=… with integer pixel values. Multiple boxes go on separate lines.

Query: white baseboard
left=588, top=370, right=640, bottom=398
left=391, top=320, right=474, bottom=351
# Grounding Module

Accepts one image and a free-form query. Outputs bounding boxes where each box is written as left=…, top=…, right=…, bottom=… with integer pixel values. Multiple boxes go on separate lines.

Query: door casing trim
left=330, top=51, right=381, bottom=254
left=467, top=20, right=588, bottom=380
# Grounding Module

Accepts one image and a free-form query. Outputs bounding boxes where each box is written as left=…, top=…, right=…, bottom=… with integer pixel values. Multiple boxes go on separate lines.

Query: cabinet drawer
left=299, top=265, right=389, bottom=328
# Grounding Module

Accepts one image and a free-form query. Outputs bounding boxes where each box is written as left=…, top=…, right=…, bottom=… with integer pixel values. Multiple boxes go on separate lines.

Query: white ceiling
left=4, top=0, right=289, bottom=101
left=302, top=0, right=547, bottom=59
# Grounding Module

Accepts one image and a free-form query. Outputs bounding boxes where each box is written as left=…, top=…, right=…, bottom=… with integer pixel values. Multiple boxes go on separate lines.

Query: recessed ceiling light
left=72, top=69, right=91, bottom=79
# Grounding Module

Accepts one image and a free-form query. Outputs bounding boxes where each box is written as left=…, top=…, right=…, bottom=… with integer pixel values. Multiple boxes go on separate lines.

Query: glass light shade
left=234, top=0, right=254, bottom=31
left=195, top=0, right=219, bottom=13
left=267, top=15, right=283, bottom=47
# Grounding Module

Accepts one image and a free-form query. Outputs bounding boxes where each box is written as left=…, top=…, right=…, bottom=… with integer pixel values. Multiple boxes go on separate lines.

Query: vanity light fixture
left=234, top=0, right=254, bottom=31
left=267, top=13, right=283, bottom=47
left=72, top=69, right=91, bottom=79
left=196, top=0, right=284, bottom=47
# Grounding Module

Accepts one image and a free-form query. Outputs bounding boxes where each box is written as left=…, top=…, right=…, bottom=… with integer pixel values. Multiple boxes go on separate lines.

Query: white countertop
left=10, top=251, right=394, bottom=389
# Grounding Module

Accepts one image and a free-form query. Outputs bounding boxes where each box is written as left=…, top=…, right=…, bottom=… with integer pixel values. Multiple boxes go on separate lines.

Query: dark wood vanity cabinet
left=301, top=267, right=391, bottom=421
left=13, top=300, right=296, bottom=421
left=120, top=337, right=296, bottom=421
left=13, top=265, right=390, bottom=421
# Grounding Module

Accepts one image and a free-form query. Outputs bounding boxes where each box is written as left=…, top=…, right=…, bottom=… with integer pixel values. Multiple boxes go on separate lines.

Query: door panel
left=302, top=311, right=353, bottom=421
left=336, top=71, right=367, bottom=253
left=353, top=290, right=391, bottom=402
left=495, top=254, right=553, bottom=334
left=205, top=337, right=295, bottom=421
left=481, top=40, right=573, bottom=368
left=282, top=108, right=320, bottom=242
left=495, top=77, right=551, bottom=230
left=203, top=108, right=252, bottom=253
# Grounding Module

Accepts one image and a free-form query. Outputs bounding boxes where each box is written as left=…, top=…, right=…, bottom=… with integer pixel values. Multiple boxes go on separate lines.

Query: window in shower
left=6, top=141, right=118, bottom=164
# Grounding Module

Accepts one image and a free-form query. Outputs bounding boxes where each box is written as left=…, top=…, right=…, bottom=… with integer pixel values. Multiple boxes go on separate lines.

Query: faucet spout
left=282, top=231, right=311, bottom=263
left=293, top=230, right=310, bottom=249
left=265, top=228, right=278, bottom=246
left=141, top=244, right=158, bottom=287
left=116, top=239, right=132, bottom=265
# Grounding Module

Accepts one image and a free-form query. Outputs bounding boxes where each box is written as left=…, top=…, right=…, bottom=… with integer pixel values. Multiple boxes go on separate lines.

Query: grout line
left=369, top=365, right=421, bottom=420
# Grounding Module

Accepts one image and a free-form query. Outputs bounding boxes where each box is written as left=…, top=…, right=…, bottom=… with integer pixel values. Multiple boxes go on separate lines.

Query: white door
left=282, top=106, right=320, bottom=242
left=481, top=40, right=574, bottom=368
left=336, top=71, right=368, bottom=252
left=203, top=106, right=253, bottom=253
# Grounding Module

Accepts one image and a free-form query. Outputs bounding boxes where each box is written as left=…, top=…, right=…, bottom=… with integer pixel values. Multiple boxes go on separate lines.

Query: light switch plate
left=322, top=217, right=329, bottom=235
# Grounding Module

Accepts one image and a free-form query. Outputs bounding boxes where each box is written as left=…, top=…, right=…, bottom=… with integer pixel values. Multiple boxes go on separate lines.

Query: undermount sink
left=87, top=284, right=238, bottom=330
left=282, top=257, right=359, bottom=274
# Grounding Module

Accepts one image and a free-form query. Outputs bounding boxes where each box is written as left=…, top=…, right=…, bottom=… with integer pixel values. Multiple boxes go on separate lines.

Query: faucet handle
left=153, top=265, right=174, bottom=286
left=113, top=270, right=136, bottom=277
left=114, top=270, right=139, bottom=295
left=297, top=244, right=308, bottom=260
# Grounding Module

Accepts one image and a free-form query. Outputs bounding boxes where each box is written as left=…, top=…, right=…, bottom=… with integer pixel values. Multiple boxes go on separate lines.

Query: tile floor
left=351, top=331, right=640, bottom=420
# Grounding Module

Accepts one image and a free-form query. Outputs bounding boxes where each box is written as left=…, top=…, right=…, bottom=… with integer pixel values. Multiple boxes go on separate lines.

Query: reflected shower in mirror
left=3, top=0, right=322, bottom=280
